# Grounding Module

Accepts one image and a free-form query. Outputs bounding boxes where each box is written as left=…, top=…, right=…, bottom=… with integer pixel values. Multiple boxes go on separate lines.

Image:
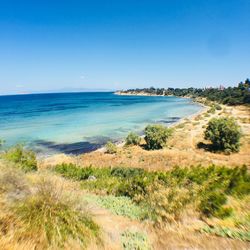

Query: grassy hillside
left=0, top=145, right=249, bottom=249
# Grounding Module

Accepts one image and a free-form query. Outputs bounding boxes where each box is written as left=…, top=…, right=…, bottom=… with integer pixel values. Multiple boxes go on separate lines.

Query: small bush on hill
left=204, top=117, right=242, bottom=153
left=117, top=174, right=156, bottom=202
left=199, top=191, right=227, bottom=217
left=105, top=141, right=117, bottom=154
left=208, top=106, right=216, bottom=114
left=55, top=163, right=93, bottom=180
left=3, top=145, right=37, bottom=172
left=121, top=229, right=150, bottom=250
left=84, top=194, right=147, bottom=220
left=81, top=177, right=121, bottom=195
left=111, top=167, right=145, bottom=178
left=125, top=132, right=141, bottom=146
left=214, top=103, right=222, bottom=110
left=144, top=124, right=172, bottom=150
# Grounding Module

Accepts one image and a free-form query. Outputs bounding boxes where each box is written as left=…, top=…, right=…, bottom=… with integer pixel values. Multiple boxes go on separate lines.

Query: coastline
left=39, top=94, right=207, bottom=157
left=77, top=94, right=207, bottom=154
left=39, top=101, right=250, bottom=171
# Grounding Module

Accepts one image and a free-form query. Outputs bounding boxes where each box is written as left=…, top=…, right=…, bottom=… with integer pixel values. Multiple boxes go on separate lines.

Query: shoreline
left=92, top=99, right=207, bottom=153
left=38, top=95, right=207, bottom=157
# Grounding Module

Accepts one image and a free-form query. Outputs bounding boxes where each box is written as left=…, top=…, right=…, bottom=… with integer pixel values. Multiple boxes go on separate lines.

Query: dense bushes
left=55, top=163, right=250, bottom=223
left=3, top=145, right=37, bottom=171
left=205, top=117, right=241, bottom=153
left=111, top=167, right=145, bottom=178
left=125, top=132, right=141, bottom=146
left=144, top=124, right=172, bottom=150
left=55, top=163, right=112, bottom=180
left=199, top=191, right=228, bottom=217
left=55, top=163, right=94, bottom=180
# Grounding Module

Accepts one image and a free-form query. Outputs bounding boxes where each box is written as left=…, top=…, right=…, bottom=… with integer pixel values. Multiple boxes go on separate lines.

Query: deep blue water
left=0, top=92, right=202, bottom=155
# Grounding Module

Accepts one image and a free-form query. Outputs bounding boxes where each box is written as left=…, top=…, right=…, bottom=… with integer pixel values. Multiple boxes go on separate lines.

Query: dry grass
left=0, top=161, right=100, bottom=250
left=2, top=104, right=250, bottom=249
left=67, top=105, right=250, bottom=171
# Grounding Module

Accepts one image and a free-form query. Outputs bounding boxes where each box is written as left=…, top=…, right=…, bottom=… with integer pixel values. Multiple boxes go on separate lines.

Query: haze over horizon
left=0, top=0, right=250, bottom=95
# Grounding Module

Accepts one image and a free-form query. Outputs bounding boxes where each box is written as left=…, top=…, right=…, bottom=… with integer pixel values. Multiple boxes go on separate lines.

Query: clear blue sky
left=0, top=0, right=249, bottom=94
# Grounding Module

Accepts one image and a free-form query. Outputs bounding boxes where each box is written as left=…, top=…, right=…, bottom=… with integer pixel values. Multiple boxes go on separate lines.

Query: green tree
left=144, top=124, right=172, bottom=150
left=204, top=117, right=241, bottom=153
left=125, top=132, right=141, bottom=146
left=105, top=141, right=117, bottom=154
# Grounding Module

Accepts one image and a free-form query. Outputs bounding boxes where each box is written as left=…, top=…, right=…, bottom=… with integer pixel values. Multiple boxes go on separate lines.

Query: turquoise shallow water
left=0, top=92, right=202, bottom=155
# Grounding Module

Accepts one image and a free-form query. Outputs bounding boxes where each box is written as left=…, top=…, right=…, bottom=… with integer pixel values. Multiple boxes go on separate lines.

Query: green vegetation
left=2, top=145, right=37, bottom=171
left=204, top=117, right=242, bottom=153
left=84, top=194, right=147, bottom=220
left=214, top=103, right=222, bottom=110
left=55, top=163, right=95, bottom=180
left=121, top=229, right=150, bottom=250
left=207, top=106, right=216, bottom=114
left=145, top=181, right=190, bottom=223
left=13, top=179, right=99, bottom=248
left=125, top=132, right=141, bottom=146
left=105, top=141, right=118, bottom=154
left=0, top=163, right=99, bottom=249
left=121, top=79, right=250, bottom=105
left=144, top=124, right=172, bottom=150
left=55, top=163, right=250, bottom=235
left=201, top=226, right=250, bottom=241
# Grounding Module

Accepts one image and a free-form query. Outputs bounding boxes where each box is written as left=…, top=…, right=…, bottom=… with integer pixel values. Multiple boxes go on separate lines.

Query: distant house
left=219, top=85, right=225, bottom=91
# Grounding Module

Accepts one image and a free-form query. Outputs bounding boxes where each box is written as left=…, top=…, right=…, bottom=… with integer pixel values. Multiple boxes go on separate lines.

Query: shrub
left=208, top=106, right=216, bottom=114
left=81, top=177, right=121, bottom=195
left=145, top=181, right=191, bottom=224
left=214, top=103, right=222, bottom=110
left=111, top=167, right=145, bottom=178
left=105, top=141, right=117, bottom=154
left=84, top=194, right=147, bottom=220
left=55, top=163, right=93, bottom=180
left=201, top=226, right=250, bottom=241
left=121, top=229, right=150, bottom=250
left=3, top=145, right=37, bottom=172
left=199, top=191, right=227, bottom=217
left=13, top=179, right=99, bottom=248
left=125, top=132, right=141, bottom=146
left=116, top=174, right=155, bottom=201
left=204, top=117, right=241, bottom=152
left=144, top=124, right=172, bottom=150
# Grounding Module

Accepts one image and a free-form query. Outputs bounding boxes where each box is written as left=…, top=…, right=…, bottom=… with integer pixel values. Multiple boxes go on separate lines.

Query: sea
left=0, top=92, right=203, bottom=155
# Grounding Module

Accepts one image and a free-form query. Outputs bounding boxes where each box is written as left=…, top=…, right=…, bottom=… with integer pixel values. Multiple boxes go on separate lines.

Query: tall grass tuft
left=11, top=178, right=100, bottom=248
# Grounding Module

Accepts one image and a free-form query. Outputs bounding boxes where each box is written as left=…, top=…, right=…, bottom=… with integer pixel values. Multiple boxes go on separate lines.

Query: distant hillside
left=116, top=79, right=250, bottom=105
